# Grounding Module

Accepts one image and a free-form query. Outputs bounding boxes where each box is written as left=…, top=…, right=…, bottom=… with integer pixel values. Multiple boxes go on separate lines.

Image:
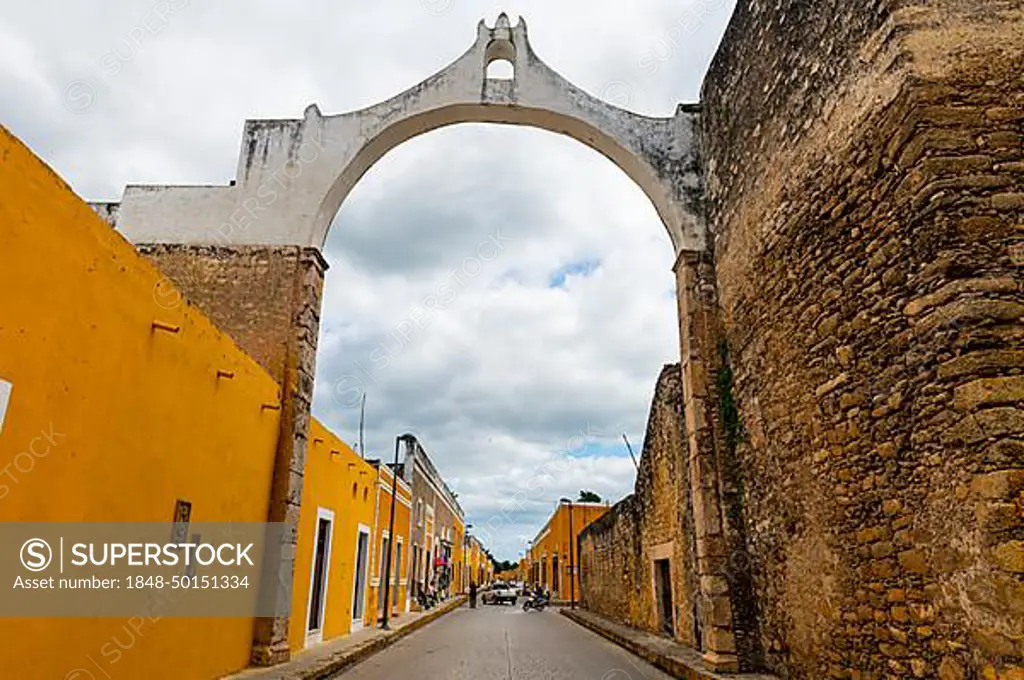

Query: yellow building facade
left=0, top=127, right=284, bottom=679
left=496, top=569, right=518, bottom=582
left=528, top=501, right=609, bottom=602
left=288, top=420, right=378, bottom=652
left=465, top=535, right=494, bottom=588
left=0, top=126, right=464, bottom=679
left=451, top=516, right=465, bottom=594
left=367, top=460, right=412, bottom=622
left=467, top=537, right=481, bottom=587
left=518, top=557, right=529, bottom=583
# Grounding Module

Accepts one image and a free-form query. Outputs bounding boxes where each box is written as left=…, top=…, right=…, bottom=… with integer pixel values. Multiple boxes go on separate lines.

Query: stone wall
left=703, top=1, right=1024, bottom=678
left=137, top=244, right=327, bottom=665
left=136, top=245, right=323, bottom=381
left=579, top=364, right=700, bottom=648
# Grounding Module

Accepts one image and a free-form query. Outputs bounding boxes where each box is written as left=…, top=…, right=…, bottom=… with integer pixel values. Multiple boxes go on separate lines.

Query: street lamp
left=526, top=540, right=534, bottom=586
left=380, top=436, right=401, bottom=630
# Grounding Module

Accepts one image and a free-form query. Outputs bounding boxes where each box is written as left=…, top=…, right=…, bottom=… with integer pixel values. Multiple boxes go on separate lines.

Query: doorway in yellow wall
left=351, top=525, right=370, bottom=631
left=377, top=533, right=391, bottom=618
left=306, top=508, right=335, bottom=647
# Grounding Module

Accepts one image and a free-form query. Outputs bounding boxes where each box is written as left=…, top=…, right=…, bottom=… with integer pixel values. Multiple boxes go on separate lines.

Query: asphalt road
left=334, top=603, right=675, bottom=680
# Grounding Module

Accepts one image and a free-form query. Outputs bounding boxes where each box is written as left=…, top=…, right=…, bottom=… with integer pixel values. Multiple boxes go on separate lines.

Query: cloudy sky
left=0, top=0, right=734, bottom=560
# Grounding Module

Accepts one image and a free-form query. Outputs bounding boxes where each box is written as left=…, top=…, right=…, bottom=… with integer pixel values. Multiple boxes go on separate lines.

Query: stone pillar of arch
left=90, top=13, right=734, bottom=670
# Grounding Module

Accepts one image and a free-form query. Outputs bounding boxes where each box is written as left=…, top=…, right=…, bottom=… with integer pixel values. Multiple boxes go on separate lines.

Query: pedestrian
left=469, top=580, right=477, bottom=609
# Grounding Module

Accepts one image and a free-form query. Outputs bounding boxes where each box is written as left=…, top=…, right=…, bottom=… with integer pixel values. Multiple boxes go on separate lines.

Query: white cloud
left=0, top=0, right=736, bottom=559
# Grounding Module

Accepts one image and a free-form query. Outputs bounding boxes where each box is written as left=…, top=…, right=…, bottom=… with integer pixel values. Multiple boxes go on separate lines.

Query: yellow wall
left=0, top=127, right=283, bottom=678
left=468, top=539, right=486, bottom=587
left=530, top=503, right=608, bottom=601
left=366, top=463, right=412, bottom=623
left=288, top=419, right=377, bottom=652
left=452, top=517, right=465, bottom=594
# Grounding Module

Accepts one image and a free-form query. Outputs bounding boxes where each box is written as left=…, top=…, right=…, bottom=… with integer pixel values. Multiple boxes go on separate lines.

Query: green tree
left=490, top=558, right=516, bottom=573
left=578, top=490, right=601, bottom=503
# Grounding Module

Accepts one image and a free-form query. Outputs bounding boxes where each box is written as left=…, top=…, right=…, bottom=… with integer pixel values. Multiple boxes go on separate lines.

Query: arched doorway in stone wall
left=90, top=14, right=739, bottom=671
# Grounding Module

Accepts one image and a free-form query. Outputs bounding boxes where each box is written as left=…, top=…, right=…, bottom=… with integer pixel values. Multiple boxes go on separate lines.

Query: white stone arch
left=86, top=15, right=718, bottom=670
left=96, top=13, right=705, bottom=254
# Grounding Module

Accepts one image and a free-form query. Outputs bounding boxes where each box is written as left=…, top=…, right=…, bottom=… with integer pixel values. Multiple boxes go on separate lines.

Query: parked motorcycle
left=416, top=589, right=439, bottom=610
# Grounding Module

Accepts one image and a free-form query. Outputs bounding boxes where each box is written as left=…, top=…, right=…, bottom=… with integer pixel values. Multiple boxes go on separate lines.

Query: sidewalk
left=225, top=596, right=467, bottom=680
left=560, top=608, right=778, bottom=680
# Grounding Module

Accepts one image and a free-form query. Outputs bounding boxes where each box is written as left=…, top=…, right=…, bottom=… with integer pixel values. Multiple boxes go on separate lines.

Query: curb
left=303, top=596, right=466, bottom=680
left=277, top=596, right=466, bottom=680
left=560, top=609, right=776, bottom=680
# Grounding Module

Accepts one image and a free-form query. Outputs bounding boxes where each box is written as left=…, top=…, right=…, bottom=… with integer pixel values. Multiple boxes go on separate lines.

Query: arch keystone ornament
left=89, top=14, right=729, bottom=671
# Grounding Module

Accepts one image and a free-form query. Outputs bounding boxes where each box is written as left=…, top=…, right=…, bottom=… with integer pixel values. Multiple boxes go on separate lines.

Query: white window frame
left=377, top=530, right=391, bottom=612
left=393, top=536, right=405, bottom=611
left=351, top=523, right=372, bottom=632
left=305, top=507, right=335, bottom=648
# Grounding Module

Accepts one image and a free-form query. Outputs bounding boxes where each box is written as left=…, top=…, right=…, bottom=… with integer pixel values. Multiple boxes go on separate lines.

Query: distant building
left=528, top=500, right=609, bottom=602
left=465, top=534, right=492, bottom=588
left=288, top=419, right=378, bottom=651
left=398, top=435, right=466, bottom=604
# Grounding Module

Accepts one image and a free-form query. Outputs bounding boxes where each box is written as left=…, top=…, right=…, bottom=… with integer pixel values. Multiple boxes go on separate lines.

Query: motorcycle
left=522, top=592, right=549, bottom=612
left=416, top=588, right=439, bottom=610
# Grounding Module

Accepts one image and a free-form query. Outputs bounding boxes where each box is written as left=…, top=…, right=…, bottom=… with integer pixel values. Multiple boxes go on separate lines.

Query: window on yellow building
left=378, top=535, right=390, bottom=614
left=393, top=542, right=402, bottom=607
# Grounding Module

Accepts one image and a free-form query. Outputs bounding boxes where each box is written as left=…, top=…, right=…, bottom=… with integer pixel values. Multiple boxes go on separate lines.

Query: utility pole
left=380, top=435, right=400, bottom=629
left=464, top=524, right=473, bottom=594
left=358, top=393, right=366, bottom=458
left=622, top=433, right=639, bottom=470
left=568, top=499, right=575, bottom=609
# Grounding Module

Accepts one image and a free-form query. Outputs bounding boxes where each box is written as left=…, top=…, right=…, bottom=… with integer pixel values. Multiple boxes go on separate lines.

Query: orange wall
left=367, top=463, right=412, bottom=623
left=530, top=503, right=608, bottom=601
left=0, top=127, right=283, bottom=679
left=288, top=419, right=377, bottom=652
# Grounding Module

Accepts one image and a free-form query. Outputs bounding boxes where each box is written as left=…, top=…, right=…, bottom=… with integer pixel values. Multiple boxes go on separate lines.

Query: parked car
left=482, top=582, right=518, bottom=605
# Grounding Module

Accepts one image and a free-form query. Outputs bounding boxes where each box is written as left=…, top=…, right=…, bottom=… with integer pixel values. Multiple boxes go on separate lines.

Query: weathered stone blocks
left=578, top=364, right=701, bottom=651
left=701, top=0, right=1023, bottom=677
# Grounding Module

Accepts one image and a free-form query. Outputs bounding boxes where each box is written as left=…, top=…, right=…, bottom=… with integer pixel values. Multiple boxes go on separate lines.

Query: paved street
left=334, top=603, right=674, bottom=680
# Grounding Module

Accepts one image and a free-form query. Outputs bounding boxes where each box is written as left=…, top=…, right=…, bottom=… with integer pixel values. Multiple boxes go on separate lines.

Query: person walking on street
left=469, top=581, right=477, bottom=609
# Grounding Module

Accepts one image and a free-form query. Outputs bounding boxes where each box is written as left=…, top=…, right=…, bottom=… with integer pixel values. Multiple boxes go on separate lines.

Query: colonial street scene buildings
left=287, top=426, right=485, bottom=653
left=396, top=434, right=468, bottom=603
left=525, top=500, right=609, bottom=604
left=2, top=2, right=1022, bottom=679
left=0, top=136, right=495, bottom=678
